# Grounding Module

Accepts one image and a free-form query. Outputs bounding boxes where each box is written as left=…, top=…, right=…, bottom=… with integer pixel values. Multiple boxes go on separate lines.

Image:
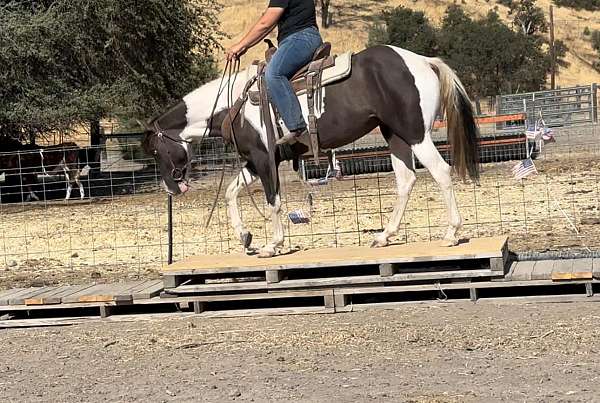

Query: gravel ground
left=1, top=301, right=600, bottom=402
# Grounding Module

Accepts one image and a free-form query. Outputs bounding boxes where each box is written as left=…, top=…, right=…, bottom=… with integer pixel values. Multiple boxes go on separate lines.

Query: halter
left=153, top=120, right=191, bottom=182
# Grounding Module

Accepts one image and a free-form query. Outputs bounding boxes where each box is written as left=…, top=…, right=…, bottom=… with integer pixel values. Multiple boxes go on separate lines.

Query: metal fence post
left=592, top=83, right=598, bottom=124
left=168, top=193, right=173, bottom=265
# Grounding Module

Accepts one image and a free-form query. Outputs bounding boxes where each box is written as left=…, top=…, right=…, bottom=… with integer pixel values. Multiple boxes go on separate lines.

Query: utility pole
left=549, top=5, right=556, bottom=89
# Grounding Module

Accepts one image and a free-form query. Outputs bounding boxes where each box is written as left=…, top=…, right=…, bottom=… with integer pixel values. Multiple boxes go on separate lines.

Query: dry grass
left=217, top=0, right=600, bottom=87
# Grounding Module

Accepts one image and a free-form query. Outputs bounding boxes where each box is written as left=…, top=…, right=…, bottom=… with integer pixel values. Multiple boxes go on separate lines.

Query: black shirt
left=268, top=0, right=318, bottom=42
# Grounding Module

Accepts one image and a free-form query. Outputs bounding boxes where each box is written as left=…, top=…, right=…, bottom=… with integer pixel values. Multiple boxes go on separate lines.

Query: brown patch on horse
left=220, top=98, right=246, bottom=144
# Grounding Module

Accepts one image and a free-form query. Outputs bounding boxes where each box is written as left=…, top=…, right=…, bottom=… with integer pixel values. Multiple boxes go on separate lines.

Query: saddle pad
left=245, top=52, right=353, bottom=99
left=295, top=51, right=353, bottom=96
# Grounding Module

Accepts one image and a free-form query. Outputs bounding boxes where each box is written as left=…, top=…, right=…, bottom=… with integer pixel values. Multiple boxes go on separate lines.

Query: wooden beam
left=434, top=113, right=527, bottom=128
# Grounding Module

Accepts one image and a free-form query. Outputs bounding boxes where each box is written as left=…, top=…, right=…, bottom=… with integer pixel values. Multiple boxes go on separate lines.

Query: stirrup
left=276, top=129, right=304, bottom=145
left=276, top=132, right=296, bottom=145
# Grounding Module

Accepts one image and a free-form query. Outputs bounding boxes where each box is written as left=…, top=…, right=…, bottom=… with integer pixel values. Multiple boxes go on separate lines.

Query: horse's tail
left=428, top=57, right=480, bottom=183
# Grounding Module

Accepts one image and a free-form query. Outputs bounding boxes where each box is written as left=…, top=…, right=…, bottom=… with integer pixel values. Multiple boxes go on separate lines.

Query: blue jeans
left=265, top=26, right=323, bottom=132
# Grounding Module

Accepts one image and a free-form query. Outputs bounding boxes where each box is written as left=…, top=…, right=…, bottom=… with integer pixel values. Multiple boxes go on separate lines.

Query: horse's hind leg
left=372, top=129, right=416, bottom=248
left=73, top=170, right=84, bottom=199
left=412, top=133, right=462, bottom=246
left=62, top=166, right=73, bottom=200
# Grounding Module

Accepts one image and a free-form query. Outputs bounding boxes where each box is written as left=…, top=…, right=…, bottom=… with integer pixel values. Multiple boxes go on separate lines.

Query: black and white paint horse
left=0, top=138, right=88, bottom=201
left=142, top=45, right=480, bottom=258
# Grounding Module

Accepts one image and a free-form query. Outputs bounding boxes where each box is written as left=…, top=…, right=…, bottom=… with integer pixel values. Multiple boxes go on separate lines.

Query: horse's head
left=140, top=104, right=231, bottom=196
left=141, top=73, right=249, bottom=195
left=141, top=117, right=192, bottom=196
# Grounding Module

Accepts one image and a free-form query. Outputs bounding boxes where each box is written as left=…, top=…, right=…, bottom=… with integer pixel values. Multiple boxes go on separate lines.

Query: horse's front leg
left=225, top=167, right=256, bottom=250
left=259, top=193, right=284, bottom=258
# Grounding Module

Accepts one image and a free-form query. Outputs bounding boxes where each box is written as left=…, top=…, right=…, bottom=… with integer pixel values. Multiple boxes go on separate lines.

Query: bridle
left=153, top=120, right=191, bottom=183
left=150, top=57, right=268, bottom=228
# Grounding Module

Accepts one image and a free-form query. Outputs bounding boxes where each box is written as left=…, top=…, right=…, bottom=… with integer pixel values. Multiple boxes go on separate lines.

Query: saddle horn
left=263, top=39, right=277, bottom=63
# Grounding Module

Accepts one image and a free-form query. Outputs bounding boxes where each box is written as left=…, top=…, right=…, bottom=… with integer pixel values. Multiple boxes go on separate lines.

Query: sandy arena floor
left=1, top=302, right=599, bottom=402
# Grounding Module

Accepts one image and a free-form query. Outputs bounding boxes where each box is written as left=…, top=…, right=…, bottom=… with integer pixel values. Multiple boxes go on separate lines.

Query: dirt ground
left=1, top=301, right=599, bottom=402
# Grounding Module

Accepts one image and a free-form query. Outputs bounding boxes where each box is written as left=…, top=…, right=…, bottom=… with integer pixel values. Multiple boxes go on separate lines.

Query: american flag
left=512, top=158, right=537, bottom=180
left=288, top=209, right=310, bottom=224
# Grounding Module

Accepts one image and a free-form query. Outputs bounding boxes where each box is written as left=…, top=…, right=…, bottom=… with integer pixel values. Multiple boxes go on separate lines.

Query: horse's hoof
left=441, top=238, right=459, bottom=247
left=258, top=247, right=276, bottom=258
left=240, top=232, right=253, bottom=249
left=370, top=237, right=388, bottom=248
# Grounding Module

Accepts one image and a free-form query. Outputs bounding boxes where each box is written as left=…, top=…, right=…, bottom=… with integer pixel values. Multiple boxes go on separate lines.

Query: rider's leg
left=264, top=26, right=322, bottom=145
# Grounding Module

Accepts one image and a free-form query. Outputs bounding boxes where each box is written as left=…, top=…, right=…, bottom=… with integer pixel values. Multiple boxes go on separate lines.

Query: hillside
left=218, top=0, right=600, bottom=88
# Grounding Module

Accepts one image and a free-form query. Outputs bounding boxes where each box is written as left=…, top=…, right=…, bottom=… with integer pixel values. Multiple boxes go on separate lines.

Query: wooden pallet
left=0, top=280, right=163, bottom=318
left=331, top=278, right=597, bottom=312
left=506, top=258, right=600, bottom=281
left=162, top=236, right=509, bottom=294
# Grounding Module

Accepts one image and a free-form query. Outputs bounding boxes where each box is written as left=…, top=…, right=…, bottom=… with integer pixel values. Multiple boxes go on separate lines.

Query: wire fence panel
left=497, top=84, right=598, bottom=128
left=0, top=123, right=599, bottom=288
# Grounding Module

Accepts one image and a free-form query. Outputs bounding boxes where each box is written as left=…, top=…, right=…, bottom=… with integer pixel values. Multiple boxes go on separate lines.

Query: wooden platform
left=3, top=255, right=600, bottom=327
left=162, top=236, right=509, bottom=292
left=0, top=280, right=163, bottom=318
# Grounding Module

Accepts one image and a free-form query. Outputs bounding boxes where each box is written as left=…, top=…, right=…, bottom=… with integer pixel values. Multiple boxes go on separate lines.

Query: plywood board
left=593, top=258, right=600, bottom=280
left=163, top=236, right=508, bottom=274
left=268, top=269, right=494, bottom=290
left=511, top=261, right=536, bottom=281
left=531, top=260, right=556, bottom=280
left=2, top=288, right=42, bottom=306
left=0, top=288, right=27, bottom=305
left=24, top=285, right=74, bottom=305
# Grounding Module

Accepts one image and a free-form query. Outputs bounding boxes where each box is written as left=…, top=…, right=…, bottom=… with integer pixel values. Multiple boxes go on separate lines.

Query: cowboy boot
left=276, top=128, right=308, bottom=145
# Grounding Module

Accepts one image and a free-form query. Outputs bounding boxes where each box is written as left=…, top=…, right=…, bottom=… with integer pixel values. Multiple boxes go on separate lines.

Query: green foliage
left=367, top=4, right=565, bottom=97
left=552, top=0, right=600, bottom=11
left=0, top=0, right=222, bottom=139
left=583, top=26, right=591, bottom=35
left=508, top=0, right=547, bottom=35
left=367, top=6, right=437, bottom=56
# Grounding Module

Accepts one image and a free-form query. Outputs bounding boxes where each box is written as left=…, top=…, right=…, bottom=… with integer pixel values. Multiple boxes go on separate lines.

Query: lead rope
left=204, top=58, right=267, bottom=230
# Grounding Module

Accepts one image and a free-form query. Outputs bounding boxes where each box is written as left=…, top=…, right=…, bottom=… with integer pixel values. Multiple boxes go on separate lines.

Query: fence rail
left=497, top=84, right=598, bottom=129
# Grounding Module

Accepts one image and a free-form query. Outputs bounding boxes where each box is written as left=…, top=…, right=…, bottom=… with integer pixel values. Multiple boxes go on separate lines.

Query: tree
left=0, top=0, right=222, bottom=141
left=508, top=0, right=548, bottom=36
left=552, top=0, right=600, bottom=11
left=438, top=6, right=554, bottom=96
left=367, top=6, right=438, bottom=56
left=315, top=0, right=332, bottom=28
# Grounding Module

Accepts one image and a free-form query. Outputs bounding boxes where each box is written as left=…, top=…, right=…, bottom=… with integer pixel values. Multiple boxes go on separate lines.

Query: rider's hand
left=226, top=43, right=248, bottom=61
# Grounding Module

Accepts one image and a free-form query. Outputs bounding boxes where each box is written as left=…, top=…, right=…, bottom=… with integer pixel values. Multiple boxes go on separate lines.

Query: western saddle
left=224, top=40, right=337, bottom=168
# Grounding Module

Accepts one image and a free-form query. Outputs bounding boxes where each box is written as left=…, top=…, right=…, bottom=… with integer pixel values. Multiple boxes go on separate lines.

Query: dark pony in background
left=0, top=137, right=89, bottom=201
left=142, top=45, right=480, bottom=258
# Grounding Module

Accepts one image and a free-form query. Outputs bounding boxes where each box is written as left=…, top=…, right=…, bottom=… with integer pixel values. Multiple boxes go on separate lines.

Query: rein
left=203, top=59, right=268, bottom=230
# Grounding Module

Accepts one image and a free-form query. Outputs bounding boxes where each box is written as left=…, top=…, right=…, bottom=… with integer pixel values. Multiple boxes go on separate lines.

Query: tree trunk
left=89, top=119, right=102, bottom=170
left=321, top=0, right=330, bottom=28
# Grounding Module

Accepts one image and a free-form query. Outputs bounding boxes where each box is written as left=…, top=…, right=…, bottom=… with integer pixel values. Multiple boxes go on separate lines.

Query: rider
left=225, top=0, right=323, bottom=145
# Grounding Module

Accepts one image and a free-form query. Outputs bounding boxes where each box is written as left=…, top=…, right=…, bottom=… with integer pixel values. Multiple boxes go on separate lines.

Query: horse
left=142, top=45, right=480, bottom=258
left=0, top=137, right=40, bottom=201
left=0, top=138, right=89, bottom=201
